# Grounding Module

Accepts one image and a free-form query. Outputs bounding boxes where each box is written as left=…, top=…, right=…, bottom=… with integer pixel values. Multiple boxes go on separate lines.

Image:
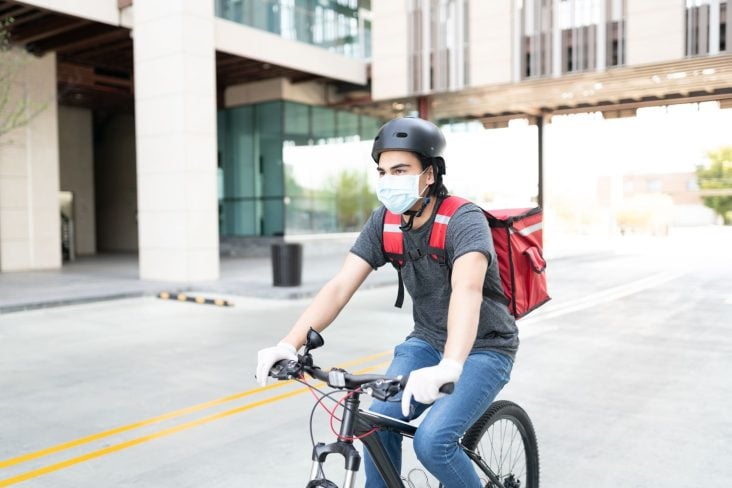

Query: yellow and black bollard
left=157, top=292, right=233, bottom=307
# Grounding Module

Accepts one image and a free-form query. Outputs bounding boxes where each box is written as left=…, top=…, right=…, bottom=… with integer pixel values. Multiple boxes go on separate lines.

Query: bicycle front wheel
left=461, top=400, right=539, bottom=488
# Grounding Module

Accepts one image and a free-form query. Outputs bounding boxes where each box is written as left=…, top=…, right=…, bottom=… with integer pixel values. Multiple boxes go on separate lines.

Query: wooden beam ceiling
left=425, top=53, right=732, bottom=121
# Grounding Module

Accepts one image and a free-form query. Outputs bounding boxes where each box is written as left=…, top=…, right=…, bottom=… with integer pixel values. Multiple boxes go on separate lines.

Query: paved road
left=0, top=228, right=730, bottom=487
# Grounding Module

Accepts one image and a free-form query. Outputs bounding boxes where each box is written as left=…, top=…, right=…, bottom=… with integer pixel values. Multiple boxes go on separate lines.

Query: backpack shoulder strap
left=382, top=210, right=404, bottom=265
left=382, top=209, right=406, bottom=308
left=428, top=196, right=471, bottom=264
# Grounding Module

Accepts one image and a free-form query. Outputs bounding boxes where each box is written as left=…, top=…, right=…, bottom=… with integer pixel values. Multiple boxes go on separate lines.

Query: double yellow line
left=0, top=351, right=392, bottom=487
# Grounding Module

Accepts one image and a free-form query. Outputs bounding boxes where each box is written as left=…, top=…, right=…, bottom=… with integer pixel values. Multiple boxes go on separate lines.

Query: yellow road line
left=0, top=361, right=390, bottom=487
left=0, top=350, right=391, bottom=470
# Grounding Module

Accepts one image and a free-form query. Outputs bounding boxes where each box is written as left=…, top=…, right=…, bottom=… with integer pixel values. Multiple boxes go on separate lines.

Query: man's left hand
left=401, top=359, right=463, bottom=417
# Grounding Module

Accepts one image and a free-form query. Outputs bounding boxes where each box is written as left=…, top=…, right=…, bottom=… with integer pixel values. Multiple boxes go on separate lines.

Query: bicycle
left=268, top=328, right=540, bottom=488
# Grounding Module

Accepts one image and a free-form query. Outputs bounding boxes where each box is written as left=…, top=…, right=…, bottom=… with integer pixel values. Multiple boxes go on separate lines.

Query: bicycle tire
left=305, top=480, right=338, bottom=488
left=460, top=400, right=539, bottom=488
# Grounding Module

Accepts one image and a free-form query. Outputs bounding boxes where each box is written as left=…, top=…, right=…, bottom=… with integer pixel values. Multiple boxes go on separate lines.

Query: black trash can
left=271, top=242, right=302, bottom=287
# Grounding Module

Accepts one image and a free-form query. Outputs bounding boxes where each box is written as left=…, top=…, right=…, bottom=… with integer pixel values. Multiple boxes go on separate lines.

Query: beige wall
left=20, top=0, right=119, bottom=26
left=469, top=0, right=513, bottom=86
left=626, top=0, right=685, bottom=65
left=371, top=1, right=410, bottom=101
left=224, top=78, right=327, bottom=108
left=58, top=105, right=96, bottom=255
left=95, top=113, right=138, bottom=253
left=0, top=51, right=60, bottom=271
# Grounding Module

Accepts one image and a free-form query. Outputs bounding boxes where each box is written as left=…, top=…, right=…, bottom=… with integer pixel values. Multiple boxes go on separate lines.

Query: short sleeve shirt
left=350, top=199, right=519, bottom=359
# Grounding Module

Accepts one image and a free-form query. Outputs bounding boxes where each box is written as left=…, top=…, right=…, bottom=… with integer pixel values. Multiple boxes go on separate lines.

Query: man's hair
left=419, top=155, right=448, bottom=198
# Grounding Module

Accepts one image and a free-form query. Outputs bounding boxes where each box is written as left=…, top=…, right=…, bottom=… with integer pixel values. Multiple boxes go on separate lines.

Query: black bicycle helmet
left=371, top=117, right=446, bottom=174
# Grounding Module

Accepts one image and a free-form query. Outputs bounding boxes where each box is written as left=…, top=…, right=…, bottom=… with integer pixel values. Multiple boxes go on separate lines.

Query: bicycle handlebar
left=269, top=356, right=454, bottom=401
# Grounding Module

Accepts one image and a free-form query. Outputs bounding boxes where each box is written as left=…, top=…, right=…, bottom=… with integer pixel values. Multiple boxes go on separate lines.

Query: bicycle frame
left=271, top=329, right=512, bottom=488
left=307, top=391, right=505, bottom=488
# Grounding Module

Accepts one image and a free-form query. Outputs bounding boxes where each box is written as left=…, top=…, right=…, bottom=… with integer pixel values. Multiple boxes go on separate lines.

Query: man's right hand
left=256, top=342, right=298, bottom=387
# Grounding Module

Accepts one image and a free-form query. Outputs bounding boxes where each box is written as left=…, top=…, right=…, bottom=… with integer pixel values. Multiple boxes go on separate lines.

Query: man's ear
left=427, top=165, right=436, bottom=186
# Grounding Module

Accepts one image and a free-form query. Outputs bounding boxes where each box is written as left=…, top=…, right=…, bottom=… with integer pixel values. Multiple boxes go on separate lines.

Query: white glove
left=256, top=342, right=298, bottom=387
left=401, top=359, right=463, bottom=417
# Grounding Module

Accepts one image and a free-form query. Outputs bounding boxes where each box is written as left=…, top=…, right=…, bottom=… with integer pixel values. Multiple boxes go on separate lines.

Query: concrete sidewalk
left=0, top=235, right=386, bottom=314
left=0, top=233, right=612, bottom=314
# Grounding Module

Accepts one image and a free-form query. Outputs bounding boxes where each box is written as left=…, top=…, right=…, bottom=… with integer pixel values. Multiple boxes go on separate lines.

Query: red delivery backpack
left=382, top=196, right=550, bottom=319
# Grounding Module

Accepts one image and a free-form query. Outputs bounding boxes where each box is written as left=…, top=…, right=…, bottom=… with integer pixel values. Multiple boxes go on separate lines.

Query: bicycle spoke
left=508, top=428, right=526, bottom=479
left=479, top=417, right=529, bottom=486
left=500, top=419, right=508, bottom=475
left=506, top=423, right=520, bottom=475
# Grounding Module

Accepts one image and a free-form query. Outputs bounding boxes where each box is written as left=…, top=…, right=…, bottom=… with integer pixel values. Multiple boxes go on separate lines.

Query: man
left=256, top=116, right=518, bottom=487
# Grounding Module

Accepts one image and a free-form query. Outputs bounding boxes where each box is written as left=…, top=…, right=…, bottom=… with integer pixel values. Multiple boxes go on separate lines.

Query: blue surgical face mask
left=376, top=168, right=429, bottom=214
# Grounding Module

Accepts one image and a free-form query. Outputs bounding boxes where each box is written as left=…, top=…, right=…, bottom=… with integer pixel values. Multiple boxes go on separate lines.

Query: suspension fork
left=308, top=395, right=363, bottom=488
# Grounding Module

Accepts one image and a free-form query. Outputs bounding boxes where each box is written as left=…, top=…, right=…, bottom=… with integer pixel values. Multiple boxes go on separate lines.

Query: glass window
left=408, top=0, right=469, bottom=93
left=216, top=0, right=370, bottom=59
left=685, top=0, right=728, bottom=56
left=219, top=105, right=258, bottom=236
left=312, top=106, right=337, bottom=142
left=257, top=102, right=285, bottom=236
left=522, top=0, right=553, bottom=78
left=218, top=102, right=285, bottom=237
left=359, top=114, right=381, bottom=140
left=520, top=0, right=626, bottom=78
left=220, top=101, right=383, bottom=236
left=284, top=102, right=311, bottom=144
left=336, top=110, right=360, bottom=139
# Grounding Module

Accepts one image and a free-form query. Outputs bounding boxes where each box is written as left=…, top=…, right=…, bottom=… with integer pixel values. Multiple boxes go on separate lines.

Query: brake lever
left=269, top=359, right=301, bottom=380
left=363, top=378, right=403, bottom=401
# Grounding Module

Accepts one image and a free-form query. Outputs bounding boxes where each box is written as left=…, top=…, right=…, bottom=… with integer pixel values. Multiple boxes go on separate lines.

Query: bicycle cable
left=328, top=389, right=379, bottom=442
left=295, top=377, right=343, bottom=481
left=294, top=377, right=382, bottom=481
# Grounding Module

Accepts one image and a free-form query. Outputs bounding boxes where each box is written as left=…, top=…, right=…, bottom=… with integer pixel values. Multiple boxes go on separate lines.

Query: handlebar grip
left=398, top=374, right=455, bottom=395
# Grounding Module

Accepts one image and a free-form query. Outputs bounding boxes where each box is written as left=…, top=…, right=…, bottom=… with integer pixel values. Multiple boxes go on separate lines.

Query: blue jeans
left=363, top=337, right=513, bottom=488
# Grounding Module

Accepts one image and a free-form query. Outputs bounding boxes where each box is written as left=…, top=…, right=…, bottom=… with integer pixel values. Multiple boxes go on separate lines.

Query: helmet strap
left=399, top=196, right=430, bottom=231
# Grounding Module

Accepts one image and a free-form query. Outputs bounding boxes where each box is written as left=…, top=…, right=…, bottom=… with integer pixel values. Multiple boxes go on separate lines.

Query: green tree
left=0, top=18, right=46, bottom=140
left=329, top=170, right=377, bottom=231
left=696, top=146, right=732, bottom=225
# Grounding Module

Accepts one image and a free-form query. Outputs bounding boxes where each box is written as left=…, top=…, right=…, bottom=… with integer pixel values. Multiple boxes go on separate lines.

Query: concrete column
left=133, top=0, right=219, bottom=281
left=0, top=51, right=61, bottom=271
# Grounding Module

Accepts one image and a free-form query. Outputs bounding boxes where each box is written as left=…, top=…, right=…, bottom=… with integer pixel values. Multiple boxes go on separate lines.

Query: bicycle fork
left=307, top=396, right=362, bottom=488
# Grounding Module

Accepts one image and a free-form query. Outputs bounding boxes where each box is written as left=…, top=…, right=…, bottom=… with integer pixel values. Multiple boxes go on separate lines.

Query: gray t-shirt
left=350, top=199, right=519, bottom=359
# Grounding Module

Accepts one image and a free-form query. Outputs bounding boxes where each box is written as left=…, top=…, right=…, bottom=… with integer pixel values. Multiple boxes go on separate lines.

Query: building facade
left=0, top=0, right=730, bottom=281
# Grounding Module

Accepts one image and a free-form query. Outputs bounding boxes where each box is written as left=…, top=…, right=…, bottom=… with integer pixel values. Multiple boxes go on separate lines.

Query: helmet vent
left=396, top=132, right=408, bottom=138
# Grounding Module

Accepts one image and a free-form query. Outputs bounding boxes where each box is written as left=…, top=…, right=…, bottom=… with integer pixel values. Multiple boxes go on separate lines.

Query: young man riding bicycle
left=256, top=116, right=519, bottom=488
